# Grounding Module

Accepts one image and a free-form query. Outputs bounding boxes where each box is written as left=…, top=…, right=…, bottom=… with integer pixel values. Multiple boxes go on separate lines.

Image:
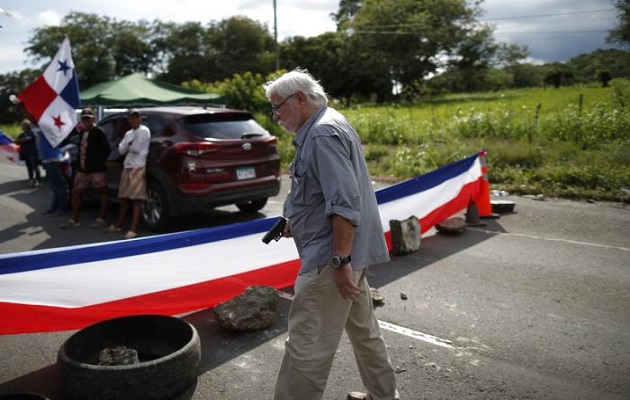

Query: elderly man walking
left=264, top=69, right=400, bottom=400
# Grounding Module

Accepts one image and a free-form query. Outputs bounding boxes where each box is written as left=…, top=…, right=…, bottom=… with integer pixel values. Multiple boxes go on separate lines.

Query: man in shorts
left=105, top=109, right=151, bottom=239
left=62, top=107, right=111, bottom=229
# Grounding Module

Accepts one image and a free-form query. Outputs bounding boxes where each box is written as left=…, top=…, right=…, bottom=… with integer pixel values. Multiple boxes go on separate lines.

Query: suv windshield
left=183, top=114, right=267, bottom=140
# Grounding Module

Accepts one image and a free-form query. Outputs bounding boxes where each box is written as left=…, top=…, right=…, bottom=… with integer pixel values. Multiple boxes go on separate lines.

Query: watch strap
left=332, top=254, right=352, bottom=267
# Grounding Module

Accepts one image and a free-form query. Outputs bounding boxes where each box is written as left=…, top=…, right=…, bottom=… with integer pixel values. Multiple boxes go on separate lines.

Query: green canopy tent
left=80, top=73, right=225, bottom=108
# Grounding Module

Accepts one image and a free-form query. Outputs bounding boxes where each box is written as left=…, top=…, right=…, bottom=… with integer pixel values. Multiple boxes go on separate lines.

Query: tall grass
left=337, top=83, right=630, bottom=202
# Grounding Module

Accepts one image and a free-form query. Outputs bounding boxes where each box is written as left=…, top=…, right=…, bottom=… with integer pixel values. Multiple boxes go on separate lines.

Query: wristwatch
left=331, top=255, right=352, bottom=268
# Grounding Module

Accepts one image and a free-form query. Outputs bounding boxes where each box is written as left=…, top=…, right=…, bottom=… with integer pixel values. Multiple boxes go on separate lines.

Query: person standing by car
left=105, top=109, right=151, bottom=239
left=264, top=69, right=399, bottom=400
left=38, top=129, right=69, bottom=217
left=15, top=119, right=42, bottom=187
left=61, top=107, right=111, bottom=229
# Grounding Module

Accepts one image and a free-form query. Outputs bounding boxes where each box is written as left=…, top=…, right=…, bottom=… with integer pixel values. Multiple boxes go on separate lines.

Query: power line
left=495, top=30, right=611, bottom=35
left=350, top=8, right=616, bottom=33
left=355, top=29, right=611, bottom=35
left=481, top=8, right=615, bottom=22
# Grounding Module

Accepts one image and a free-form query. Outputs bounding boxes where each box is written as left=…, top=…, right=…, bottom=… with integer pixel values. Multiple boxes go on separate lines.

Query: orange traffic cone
left=465, top=198, right=486, bottom=226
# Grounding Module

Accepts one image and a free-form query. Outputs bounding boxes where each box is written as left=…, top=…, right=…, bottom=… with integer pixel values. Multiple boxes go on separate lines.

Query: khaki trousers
left=274, top=266, right=397, bottom=400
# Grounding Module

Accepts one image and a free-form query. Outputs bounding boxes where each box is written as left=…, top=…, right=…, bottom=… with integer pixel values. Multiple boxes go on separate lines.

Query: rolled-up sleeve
left=313, top=133, right=361, bottom=226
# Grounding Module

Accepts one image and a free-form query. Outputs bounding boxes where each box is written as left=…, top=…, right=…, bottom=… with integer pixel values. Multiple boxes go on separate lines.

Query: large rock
left=389, top=216, right=421, bottom=255
left=370, top=287, right=385, bottom=307
left=98, top=346, right=139, bottom=366
left=214, top=286, right=280, bottom=331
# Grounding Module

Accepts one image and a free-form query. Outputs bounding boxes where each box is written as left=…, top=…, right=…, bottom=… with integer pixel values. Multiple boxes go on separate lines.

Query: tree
left=566, top=49, right=630, bottom=83
left=607, top=0, right=630, bottom=46
left=331, top=0, right=362, bottom=29
left=448, top=23, right=499, bottom=92
left=279, top=32, right=390, bottom=102
left=25, top=12, right=153, bottom=89
left=108, top=20, right=155, bottom=77
left=158, top=17, right=275, bottom=85
left=543, top=63, right=575, bottom=88
left=494, top=43, right=529, bottom=68
left=0, top=69, right=40, bottom=124
left=599, top=71, right=613, bottom=87
left=209, top=16, right=275, bottom=80
left=346, top=0, right=492, bottom=98
left=508, top=63, right=544, bottom=88
left=280, top=34, right=346, bottom=91
left=157, top=22, right=211, bottom=83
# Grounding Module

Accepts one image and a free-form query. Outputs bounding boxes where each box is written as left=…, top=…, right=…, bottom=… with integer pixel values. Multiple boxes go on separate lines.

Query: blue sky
left=0, top=0, right=624, bottom=74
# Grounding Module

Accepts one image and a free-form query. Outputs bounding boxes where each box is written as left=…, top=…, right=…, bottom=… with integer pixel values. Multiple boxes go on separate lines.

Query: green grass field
left=263, top=81, right=630, bottom=202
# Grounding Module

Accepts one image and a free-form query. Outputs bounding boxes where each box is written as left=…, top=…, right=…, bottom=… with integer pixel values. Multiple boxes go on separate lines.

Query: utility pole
left=273, top=0, right=279, bottom=71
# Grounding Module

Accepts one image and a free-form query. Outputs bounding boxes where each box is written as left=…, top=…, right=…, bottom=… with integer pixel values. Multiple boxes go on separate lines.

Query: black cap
left=80, top=107, right=95, bottom=118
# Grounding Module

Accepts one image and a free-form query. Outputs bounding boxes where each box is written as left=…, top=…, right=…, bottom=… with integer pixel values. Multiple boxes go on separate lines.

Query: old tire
left=236, top=197, right=268, bottom=213
left=142, top=181, right=172, bottom=232
left=491, top=199, right=516, bottom=214
left=57, top=315, right=200, bottom=400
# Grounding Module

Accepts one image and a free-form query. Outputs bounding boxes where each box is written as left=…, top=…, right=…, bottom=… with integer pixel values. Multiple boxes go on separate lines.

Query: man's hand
left=282, top=220, right=292, bottom=238
left=333, top=264, right=360, bottom=301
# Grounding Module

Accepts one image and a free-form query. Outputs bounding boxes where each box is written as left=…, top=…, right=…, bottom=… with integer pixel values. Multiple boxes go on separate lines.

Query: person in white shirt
left=106, top=109, right=151, bottom=239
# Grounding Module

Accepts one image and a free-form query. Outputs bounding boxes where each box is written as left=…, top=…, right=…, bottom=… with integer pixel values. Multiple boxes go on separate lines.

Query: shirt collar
left=292, top=106, right=327, bottom=148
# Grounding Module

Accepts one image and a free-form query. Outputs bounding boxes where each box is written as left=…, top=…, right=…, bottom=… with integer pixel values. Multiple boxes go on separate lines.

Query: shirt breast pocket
left=290, top=160, right=309, bottom=205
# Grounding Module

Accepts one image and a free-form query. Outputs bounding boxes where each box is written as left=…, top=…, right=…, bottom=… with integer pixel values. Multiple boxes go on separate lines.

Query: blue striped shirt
left=284, top=107, right=390, bottom=273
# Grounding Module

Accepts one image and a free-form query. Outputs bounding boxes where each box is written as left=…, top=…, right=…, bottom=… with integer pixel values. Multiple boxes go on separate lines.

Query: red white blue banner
left=17, top=37, right=80, bottom=148
left=0, top=152, right=485, bottom=334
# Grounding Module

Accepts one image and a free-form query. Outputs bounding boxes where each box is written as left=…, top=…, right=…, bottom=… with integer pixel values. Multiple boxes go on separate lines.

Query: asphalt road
left=1, top=158, right=629, bottom=400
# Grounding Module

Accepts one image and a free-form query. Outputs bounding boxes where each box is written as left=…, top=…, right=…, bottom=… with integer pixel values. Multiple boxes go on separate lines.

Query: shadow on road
left=0, top=175, right=276, bottom=253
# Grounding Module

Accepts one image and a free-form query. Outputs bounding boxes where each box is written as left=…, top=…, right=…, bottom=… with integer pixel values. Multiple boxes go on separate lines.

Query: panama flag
left=17, top=37, right=80, bottom=148
left=0, top=130, right=22, bottom=165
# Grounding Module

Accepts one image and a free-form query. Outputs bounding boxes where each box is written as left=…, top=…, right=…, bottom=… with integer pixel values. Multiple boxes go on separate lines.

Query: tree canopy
left=607, top=0, right=630, bottom=46
left=0, top=0, right=627, bottom=118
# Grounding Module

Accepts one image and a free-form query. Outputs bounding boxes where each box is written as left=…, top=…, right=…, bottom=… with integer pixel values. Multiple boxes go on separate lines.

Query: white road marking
left=378, top=320, right=454, bottom=349
left=471, top=229, right=630, bottom=252
left=278, top=291, right=455, bottom=350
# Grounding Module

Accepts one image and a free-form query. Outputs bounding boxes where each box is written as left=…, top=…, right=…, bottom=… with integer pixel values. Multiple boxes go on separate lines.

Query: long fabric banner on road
left=0, top=152, right=485, bottom=335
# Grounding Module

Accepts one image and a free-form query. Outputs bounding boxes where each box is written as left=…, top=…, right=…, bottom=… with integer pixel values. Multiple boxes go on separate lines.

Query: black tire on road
left=57, top=315, right=201, bottom=400
left=236, top=197, right=268, bottom=213
left=142, top=181, right=172, bottom=232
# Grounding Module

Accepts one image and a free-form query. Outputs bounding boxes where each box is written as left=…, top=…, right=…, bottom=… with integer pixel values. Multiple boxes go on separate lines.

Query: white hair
left=264, top=68, right=328, bottom=108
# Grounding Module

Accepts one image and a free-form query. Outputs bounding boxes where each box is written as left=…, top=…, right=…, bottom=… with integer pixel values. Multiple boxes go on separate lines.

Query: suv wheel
left=143, top=181, right=172, bottom=232
left=236, top=198, right=268, bottom=213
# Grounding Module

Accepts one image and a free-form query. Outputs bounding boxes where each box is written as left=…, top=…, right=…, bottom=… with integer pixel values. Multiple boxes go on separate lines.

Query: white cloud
left=0, top=0, right=624, bottom=74
left=37, top=10, right=62, bottom=26
left=481, top=0, right=620, bottom=62
left=0, top=45, right=29, bottom=71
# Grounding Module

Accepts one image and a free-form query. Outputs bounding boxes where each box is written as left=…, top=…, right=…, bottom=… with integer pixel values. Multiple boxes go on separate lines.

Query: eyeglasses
left=270, top=94, right=295, bottom=115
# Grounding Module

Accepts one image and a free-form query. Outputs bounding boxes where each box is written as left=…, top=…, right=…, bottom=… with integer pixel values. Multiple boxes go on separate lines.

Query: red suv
left=98, top=106, right=281, bottom=232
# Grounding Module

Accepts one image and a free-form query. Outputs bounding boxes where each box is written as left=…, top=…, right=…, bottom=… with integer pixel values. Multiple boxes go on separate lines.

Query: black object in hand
left=262, top=217, right=287, bottom=244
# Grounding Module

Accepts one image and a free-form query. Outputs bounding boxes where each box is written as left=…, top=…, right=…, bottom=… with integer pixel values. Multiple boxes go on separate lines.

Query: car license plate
left=236, top=166, right=256, bottom=180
